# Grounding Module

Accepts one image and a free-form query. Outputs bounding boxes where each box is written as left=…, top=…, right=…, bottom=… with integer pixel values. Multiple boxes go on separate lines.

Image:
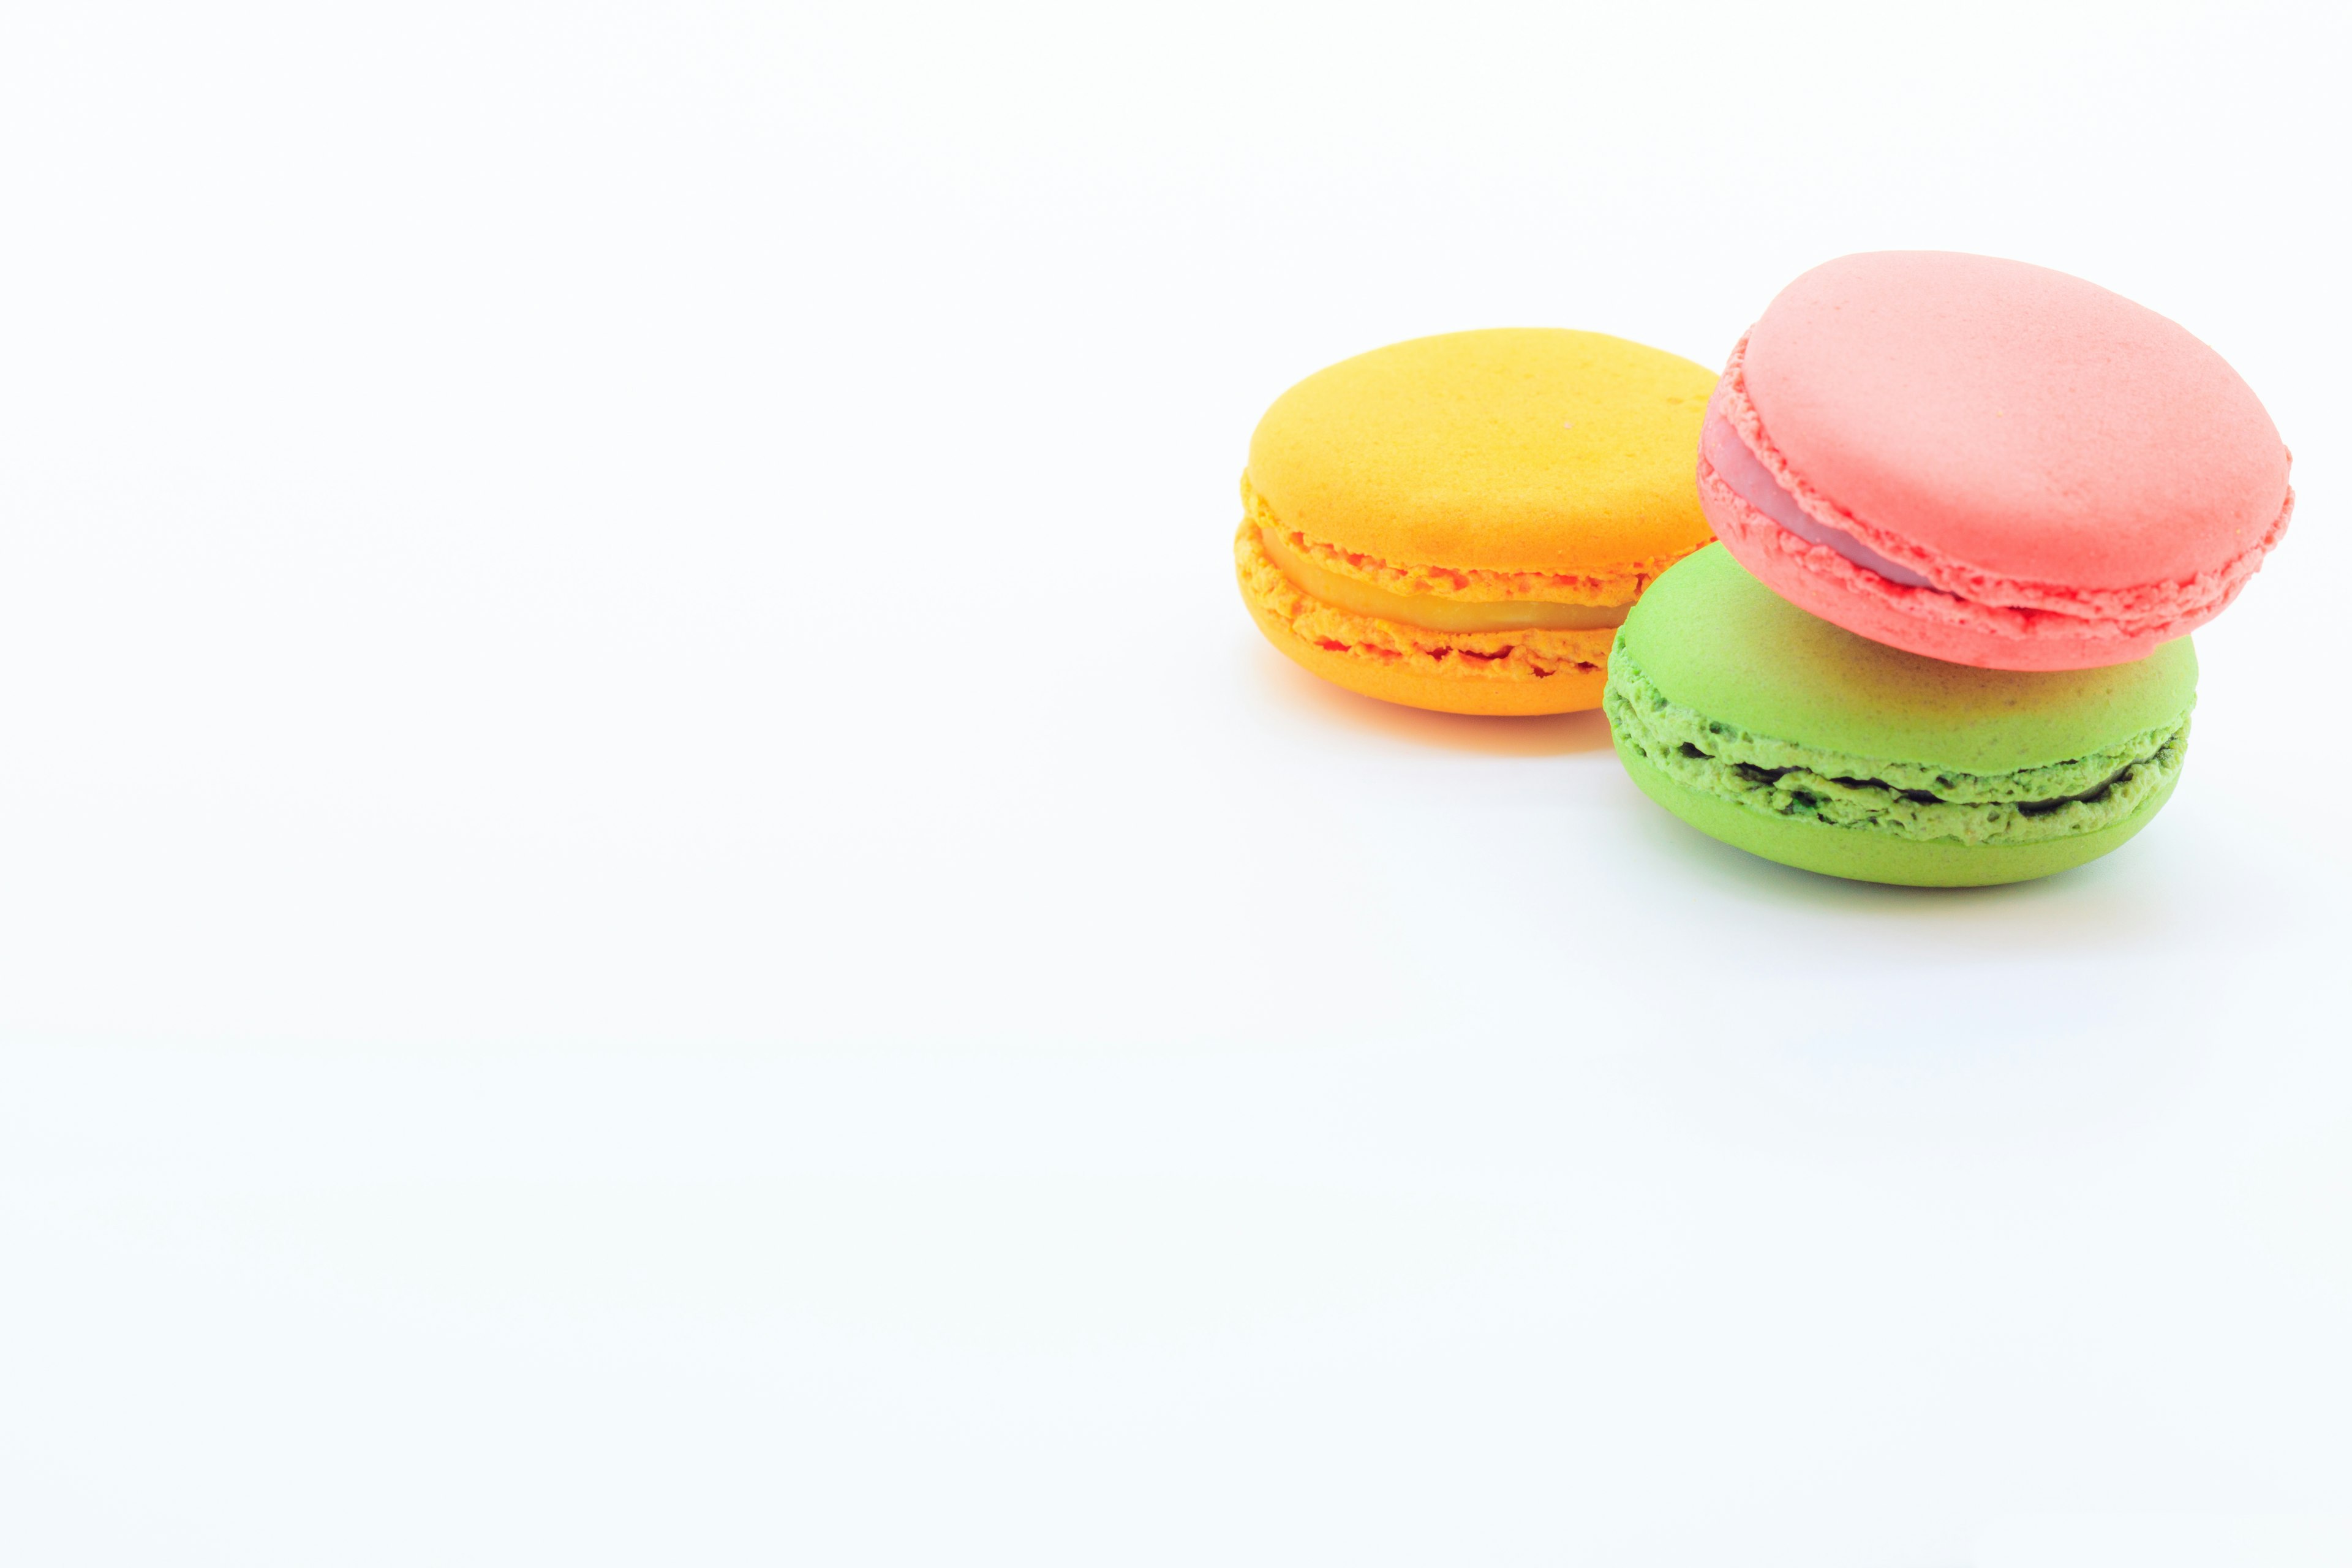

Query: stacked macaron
left=1604, top=253, right=2291, bottom=885
left=1234, top=254, right=2292, bottom=887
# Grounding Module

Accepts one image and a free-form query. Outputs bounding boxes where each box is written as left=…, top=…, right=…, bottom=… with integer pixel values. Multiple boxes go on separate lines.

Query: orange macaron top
left=1245, top=328, right=1719, bottom=582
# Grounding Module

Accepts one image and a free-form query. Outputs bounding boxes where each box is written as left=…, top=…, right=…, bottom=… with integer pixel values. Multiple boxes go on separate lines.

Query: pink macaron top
left=1717, top=251, right=2291, bottom=633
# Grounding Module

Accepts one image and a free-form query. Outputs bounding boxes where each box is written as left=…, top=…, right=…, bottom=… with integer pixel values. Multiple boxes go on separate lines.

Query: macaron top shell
left=1742, top=251, right=2290, bottom=590
left=1619, top=545, right=2198, bottom=773
left=1247, top=328, right=1717, bottom=576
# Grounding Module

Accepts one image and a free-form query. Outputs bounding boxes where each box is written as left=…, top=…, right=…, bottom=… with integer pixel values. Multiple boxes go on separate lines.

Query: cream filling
left=1257, top=526, right=1631, bottom=633
left=1701, top=408, right=1935, bottom=588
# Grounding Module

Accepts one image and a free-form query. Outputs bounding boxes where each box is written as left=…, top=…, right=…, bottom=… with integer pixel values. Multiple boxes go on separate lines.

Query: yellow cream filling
left=1257, top=526, right=1632, bottom=633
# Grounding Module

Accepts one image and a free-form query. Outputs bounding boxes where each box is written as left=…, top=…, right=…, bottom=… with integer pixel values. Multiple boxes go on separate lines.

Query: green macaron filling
left=1604, top=644, right=2188, bottom=848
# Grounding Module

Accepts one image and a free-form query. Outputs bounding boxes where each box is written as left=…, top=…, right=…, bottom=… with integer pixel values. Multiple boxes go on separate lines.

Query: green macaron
left=1602, top=545, right=2196, bottom=886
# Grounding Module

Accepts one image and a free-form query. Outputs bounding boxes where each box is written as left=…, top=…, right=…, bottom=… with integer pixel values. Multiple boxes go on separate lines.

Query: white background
left=1, top=2, right=2346, bottom=1564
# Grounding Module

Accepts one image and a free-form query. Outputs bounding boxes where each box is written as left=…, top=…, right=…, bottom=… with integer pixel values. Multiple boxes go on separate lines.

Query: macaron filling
left=1256, top=524, right=1630, bottom=633
left=1700, top=409, right=1933, bottom=589
left=1604, top=642, right=2189, bottom=848
left=1235, top=519, right=1619, bottom=685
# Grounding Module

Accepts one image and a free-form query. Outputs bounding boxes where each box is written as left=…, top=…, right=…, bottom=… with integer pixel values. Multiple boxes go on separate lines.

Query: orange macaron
left=1235, top=328, right=1718, bottom=715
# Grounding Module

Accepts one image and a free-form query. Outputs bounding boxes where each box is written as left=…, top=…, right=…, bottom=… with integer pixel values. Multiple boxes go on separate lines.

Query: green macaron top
left=1618, top=545, right=2197, bottom=772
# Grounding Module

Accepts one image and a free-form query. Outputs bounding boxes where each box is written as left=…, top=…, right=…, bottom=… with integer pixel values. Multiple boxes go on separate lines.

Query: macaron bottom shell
left=1242, top=570, right=1609, bottom=715
left=1614, top=729, right=2179, bottom=887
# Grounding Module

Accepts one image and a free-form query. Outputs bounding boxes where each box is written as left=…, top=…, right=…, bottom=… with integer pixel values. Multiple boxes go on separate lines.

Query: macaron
left=1603, top=544, right=2196, bottom=886
left=1697, top=251, right=2291, bottom=671
left=1237, top=328, right=1718, bottom=715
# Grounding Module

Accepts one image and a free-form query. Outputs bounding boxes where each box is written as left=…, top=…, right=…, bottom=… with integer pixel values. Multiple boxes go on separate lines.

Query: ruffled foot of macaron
left=1237, top=328, right=1719, bottom=715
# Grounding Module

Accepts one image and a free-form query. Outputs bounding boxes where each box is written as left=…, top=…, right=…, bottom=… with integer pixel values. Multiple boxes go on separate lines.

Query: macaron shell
left=1616, top=736, right=2179, bottom=887
left=1246, top=328, right=1717, bottom=576
left=1245, top=589, right=1607, bottom=715
left=1743, top=251, right=2289, bottom=589
left=1618, top=545, right=2196, bottom=772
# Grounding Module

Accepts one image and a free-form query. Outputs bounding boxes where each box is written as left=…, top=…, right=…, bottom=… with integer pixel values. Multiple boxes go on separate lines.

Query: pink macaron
left=1697, top=252, right=2293, bottom=671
